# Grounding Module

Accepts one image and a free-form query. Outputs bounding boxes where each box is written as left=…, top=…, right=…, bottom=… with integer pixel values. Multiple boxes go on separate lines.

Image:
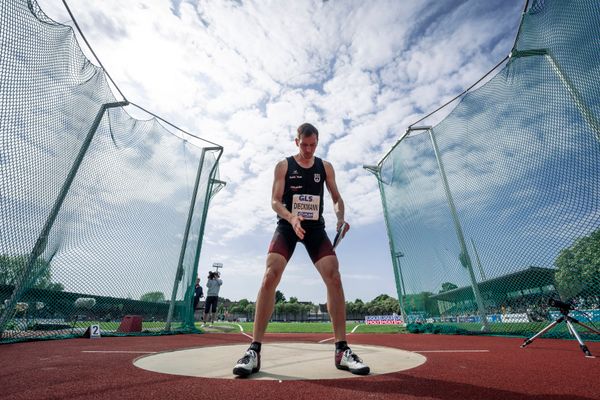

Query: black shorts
left=268, top=222, right=335, bottom=263
left=204, top=296, right=218, bottom=313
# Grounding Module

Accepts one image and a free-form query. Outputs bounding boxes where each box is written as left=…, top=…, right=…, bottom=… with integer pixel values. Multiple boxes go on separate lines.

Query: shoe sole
left=233, top=366, right=260, bottom=377
left=335, top=364, right=370, bottom=375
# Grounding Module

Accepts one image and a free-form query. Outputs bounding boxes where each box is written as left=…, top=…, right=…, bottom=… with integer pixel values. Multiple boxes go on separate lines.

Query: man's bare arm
left=324, top=161, right=350, bottom=234
left=272, top=159, right=305, bottom=239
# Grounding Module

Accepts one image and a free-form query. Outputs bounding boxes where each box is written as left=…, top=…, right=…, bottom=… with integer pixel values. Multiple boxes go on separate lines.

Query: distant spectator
left=203, top=271, right=222, bottom=325
left=193, top=277, right=204, bottom=313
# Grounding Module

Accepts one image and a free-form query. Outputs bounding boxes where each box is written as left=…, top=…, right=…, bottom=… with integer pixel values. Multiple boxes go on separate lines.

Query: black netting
left=375, top=0, right=600, bottom=338
left=0, top=0, right=223, bottom=343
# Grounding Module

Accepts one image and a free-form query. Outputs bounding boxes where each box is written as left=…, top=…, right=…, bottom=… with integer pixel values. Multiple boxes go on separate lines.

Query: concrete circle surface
left=134, top=342, right=427, bottom=380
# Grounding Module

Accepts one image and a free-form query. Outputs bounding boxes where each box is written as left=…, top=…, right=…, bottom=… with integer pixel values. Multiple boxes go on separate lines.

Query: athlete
left=233, top=122, right=370, bottom=377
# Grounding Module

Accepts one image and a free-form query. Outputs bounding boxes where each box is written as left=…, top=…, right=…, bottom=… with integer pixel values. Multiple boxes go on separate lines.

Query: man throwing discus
left=233, top=122, right=369, bottom=377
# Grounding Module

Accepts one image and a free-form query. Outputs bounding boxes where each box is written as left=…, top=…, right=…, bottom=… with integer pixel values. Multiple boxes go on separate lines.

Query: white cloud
left=27, top=0, right=525, bottom=302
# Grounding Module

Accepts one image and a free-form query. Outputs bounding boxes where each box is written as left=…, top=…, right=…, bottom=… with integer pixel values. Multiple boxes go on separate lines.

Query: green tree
left=228, top=304, right=242, bottom=314
left=275, top=290, right=286, bottom=303
left=372, top=294, right=392, bottom=303
left=302, top=303, right=313, bottom=318
left=402, top=291, right=440, bottom=316
left=244, top=303, right=255, bottom=318
left=365, top=294, right=397, bottom=315
left=238, top=298, right=250, bottom=308
left=228, top=304, right=241, bottom=314
left=274, top=301, right=286, bottom=320
left=288, top=296, right=298, bottom=303
left=366, top=301, right=383, bottom=315
left=285, top=302, right=301, bottom=320
left=554, top=229, right=600, bottom=299
left=346, top=301, right=356, bottom=315
left=0, top=255, right=64, bottom=291
left=439, top=282, right=458, bottom=293
left=381, top=297, right=400, bottom=314
left=217, top=303, right=225, bottom=317
left=140, top=291, right=165, bottom=302
left=422, top=291, right=439, bottom=316
left=352, top=299, right=365, bottom=315
left=229, top=299, right=251, bottom=316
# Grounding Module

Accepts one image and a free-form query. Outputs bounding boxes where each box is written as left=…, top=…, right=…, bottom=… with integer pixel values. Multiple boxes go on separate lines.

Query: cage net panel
left=0, top=0, right=222, bottom=343
left=378, top=0, right=600, bottom=338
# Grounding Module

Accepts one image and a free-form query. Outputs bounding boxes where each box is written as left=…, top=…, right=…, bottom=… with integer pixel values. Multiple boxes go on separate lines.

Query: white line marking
left=318, top=337, right=335, bottom=343
left=416, top=350, right=490, bottom=353
left=317, top=324, right=361, bottom=343
left=81, top=351, right=157, bottom=354
left=234, top=323, right=253, bottom=340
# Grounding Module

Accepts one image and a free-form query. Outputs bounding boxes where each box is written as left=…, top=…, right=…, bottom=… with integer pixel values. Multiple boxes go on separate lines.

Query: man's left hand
left=337, top=220, right=350, bottom=236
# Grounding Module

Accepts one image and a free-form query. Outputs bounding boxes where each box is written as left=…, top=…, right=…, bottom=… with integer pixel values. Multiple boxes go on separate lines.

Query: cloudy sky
left=36, top=0, right=524, bottom=304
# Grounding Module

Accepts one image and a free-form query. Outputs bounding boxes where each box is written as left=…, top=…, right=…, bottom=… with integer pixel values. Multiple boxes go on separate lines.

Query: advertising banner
left=365, top=315, right=404, bottom=325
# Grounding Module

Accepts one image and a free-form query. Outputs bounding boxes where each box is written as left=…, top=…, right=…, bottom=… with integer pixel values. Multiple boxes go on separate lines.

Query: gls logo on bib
left=291, top=194, right=320, bottom=220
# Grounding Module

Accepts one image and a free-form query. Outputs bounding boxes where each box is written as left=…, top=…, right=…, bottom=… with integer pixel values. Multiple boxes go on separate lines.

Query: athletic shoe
left=335, top=348, right=370, bottom=375
left=233, top=349, right=261, bottom=377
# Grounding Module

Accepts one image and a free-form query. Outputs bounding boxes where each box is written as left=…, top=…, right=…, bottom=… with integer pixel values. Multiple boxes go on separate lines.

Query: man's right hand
left=290, top=215, right=305, bottom=239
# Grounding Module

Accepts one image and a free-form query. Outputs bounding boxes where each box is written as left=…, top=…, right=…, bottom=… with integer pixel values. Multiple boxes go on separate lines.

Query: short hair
left=297, top=123, right=319, bottom=140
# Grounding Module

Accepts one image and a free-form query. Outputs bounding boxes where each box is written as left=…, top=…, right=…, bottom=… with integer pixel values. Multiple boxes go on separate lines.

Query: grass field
left=66, top=320, right=405, bottom=334
left=196, top=321, right=600, bottom=340
left=70, top=321, right=183, bottom=330
left=67, top=320, right=598, bottom=340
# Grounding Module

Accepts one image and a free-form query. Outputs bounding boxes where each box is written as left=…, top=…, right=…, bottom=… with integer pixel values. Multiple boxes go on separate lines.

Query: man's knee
left=261, top=254, right=286, bottom=289
left=262, top=267, right=282, bottom=289
left=317, top=257, right=343, bottom=287
left=324, top=269, right=342, bottom=287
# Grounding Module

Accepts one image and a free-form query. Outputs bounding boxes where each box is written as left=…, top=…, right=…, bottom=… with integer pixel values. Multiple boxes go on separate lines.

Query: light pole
left=212, top=262, right=223, bottom=273
left=394, top=252, right=408, bottom=324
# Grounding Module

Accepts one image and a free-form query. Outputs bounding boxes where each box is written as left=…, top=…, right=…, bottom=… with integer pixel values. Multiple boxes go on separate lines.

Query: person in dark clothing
left=193, top=277, right=204, bottom=312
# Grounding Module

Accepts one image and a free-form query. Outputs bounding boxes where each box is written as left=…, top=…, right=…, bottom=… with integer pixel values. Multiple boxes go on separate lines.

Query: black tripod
left=520, top=300, right=600, bottom=358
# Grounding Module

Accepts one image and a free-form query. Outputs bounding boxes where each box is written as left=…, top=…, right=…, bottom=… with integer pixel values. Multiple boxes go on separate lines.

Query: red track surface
left=1, top=333, right=599, bottom=400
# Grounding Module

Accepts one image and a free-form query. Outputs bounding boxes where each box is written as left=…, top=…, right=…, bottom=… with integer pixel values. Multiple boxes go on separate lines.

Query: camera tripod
left=520, top=306, right=600, bottom=358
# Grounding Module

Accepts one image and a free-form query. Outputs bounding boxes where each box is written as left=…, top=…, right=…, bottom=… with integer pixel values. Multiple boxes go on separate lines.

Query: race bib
left=291, top=194, right=320, bottom=221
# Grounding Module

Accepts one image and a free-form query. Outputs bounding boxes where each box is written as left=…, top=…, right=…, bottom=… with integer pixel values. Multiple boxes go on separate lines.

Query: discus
left=332, top=222, right=348, bottom=250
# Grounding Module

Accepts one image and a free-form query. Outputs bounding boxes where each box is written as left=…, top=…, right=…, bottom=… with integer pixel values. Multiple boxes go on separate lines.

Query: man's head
left=295, top=123, right=319, bottom=159
left=296, top=123, right=319, bottom=140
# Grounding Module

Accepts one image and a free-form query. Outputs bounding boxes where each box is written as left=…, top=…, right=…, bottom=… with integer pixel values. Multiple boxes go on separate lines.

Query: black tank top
left=280, top=156, right=327, bottom=226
